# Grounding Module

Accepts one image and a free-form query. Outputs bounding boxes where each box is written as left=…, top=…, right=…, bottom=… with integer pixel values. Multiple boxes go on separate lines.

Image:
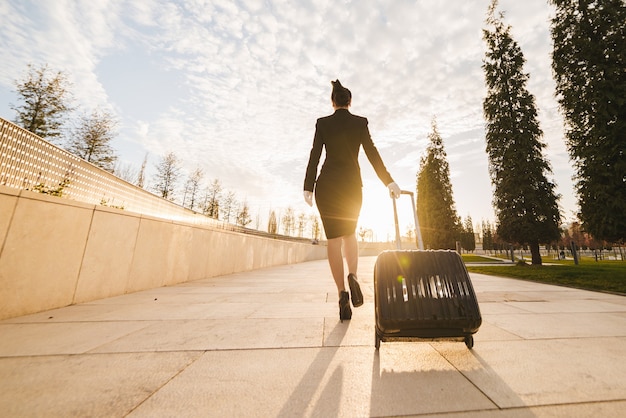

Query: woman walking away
left=304, top=79, right=400, bottom=322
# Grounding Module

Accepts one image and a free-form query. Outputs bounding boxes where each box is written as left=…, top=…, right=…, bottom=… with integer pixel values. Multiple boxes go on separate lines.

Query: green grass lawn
left=465, top=257, right=626, bottom=294
left=460, top=254, right=498, bottom=263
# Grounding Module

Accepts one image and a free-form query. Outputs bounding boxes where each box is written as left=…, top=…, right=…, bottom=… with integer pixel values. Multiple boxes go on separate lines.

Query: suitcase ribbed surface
left=374, top=250, right=481, bottom=338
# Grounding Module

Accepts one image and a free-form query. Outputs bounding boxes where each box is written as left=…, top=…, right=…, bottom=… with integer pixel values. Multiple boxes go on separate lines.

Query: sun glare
left=358, top=189, right=415, bottom=243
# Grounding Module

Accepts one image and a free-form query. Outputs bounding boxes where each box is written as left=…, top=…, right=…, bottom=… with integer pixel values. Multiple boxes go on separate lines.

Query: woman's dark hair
left=331, top=79, right=351, bottom=107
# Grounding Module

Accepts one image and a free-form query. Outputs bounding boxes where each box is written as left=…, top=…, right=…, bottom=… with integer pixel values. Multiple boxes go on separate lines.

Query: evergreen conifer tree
left=482, top=1, right=561, bottom=264
left=550, top=0, right=626, bottom=243
left=416, top=118, right=461, bottom=249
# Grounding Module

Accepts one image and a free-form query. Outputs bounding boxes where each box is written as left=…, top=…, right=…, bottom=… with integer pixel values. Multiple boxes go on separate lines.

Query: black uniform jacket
left=304, top=108, right=394, bottom=193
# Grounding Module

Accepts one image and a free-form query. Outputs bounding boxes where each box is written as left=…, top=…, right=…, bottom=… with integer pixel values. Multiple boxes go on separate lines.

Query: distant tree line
left=150, top=149, right=322, bottom=238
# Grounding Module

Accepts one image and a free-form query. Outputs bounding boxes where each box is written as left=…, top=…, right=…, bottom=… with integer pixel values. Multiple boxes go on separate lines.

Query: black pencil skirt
left=314, top=175, right=362, bottom=239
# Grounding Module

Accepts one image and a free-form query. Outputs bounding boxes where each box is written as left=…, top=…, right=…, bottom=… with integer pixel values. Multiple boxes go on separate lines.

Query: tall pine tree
left=550, top=0, right=626, bottom=243
left=482, top=1, right=561, bottom=265
left=416, top=118, right=461, bottom=249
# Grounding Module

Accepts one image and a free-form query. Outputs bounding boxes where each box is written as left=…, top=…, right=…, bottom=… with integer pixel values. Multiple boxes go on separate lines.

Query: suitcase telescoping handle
left=392, top=190, right=425, bottom=251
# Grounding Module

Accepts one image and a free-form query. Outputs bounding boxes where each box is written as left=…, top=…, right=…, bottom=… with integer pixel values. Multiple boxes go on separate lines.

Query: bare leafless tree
left=152, top=151, right=181, bottom=200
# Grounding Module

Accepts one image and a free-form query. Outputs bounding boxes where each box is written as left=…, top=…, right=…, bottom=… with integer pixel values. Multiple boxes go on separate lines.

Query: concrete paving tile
left=0, top=303, right=122, bottom=323
left=0, top=351, right=201, bottom=417
left=248, top=301, right=336, bottom=318
left=419, top=400, right=626, bottom=417
left=605, top=296, right=626, bottom=306
left=90, top=317, right=325, bottom=353
left=127, top=345, right=496, bottom=418
left=90, top=281, right=329, bottom=304
left=188, top=271, right=315, bottom=284
left=179, top=283, right=290, bottom=294
left=83, top=301, right=263, bottom=321
left=477, top=292, right=548, bottom=303
left=484, top=311, right=626, bottom=339
left=198, top=292, right=329, bottom=304
left=0, top=321, right=153, bottom=356
left=506, top=289, right=626, bottom=302
left=437, top=337, right=626, bottom=409
left=324, top=308, right=378, bottom=347
left=478, top=301, right=530, bottom=315
left=471, top=274, right=625, bottom=304
left=504, top=299, right=626, bottom=314
left=471, top=322, right=523, bottom=342
left=186, top=263, right=333, bottom=289
left=84, top=290, right=191, bottom=305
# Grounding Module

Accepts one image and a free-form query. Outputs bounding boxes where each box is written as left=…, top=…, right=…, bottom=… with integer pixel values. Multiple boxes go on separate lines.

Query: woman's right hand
left=303, top=191, right=313, bottom=206
left=387, top=182, right=401, bottom=199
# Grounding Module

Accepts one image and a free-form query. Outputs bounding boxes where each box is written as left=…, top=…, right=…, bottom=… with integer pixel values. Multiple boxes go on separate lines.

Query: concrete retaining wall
left=0, top=185, right=327, bottom=319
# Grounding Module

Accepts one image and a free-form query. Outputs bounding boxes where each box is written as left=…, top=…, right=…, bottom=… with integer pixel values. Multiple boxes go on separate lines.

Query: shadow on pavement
left=276, top=320, right=348, bottom=417
left=369, top=342, right=535, bottom=417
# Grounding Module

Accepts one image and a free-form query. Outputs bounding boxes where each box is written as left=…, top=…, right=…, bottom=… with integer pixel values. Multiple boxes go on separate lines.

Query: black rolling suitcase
left=374, top=191, right=481, bottom=350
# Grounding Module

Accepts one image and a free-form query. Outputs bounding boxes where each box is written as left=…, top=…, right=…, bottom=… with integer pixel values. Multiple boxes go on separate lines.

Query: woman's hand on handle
left=387, top=182, right=401, bottom=199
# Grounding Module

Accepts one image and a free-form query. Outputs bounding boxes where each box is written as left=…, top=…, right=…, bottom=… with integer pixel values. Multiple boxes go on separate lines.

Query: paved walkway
left=1, top=257, right=625, bottom=417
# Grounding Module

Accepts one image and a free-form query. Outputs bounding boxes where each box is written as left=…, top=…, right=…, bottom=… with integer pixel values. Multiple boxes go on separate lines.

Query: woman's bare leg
left=343, top=233, right=358, bottom=276
left=327, top=236, right=345, bottom=296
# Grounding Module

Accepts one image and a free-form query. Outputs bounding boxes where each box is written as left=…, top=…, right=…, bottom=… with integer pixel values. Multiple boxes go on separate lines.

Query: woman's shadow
left=276, top=319, right=348, bottom=418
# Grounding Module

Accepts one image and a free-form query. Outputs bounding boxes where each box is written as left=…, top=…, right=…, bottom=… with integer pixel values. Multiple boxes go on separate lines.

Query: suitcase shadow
left=369, top=345, right=535, bottom=416
left=276, top=320, right=348, bottom=418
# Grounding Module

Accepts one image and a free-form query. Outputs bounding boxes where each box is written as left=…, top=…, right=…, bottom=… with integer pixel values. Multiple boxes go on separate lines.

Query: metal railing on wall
left=0, top=117, right=322, bottom=244
left=0, top=117, right=220, bottom=226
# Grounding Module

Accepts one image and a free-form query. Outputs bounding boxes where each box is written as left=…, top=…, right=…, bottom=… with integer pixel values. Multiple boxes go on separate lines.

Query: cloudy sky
left=0, top=0, right=576, bottom=240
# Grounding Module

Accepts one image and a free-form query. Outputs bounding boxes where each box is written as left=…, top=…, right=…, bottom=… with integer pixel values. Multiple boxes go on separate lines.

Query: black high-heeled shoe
left=348, top=273, right=363, bottom=307
left=339, top=291, right=352, bottom=322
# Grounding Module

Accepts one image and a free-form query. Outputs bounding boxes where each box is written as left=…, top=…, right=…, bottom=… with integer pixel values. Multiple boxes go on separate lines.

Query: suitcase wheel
left=375, top=333, right=381, bottom=350
left=464, top=335, right=474, bottom=349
